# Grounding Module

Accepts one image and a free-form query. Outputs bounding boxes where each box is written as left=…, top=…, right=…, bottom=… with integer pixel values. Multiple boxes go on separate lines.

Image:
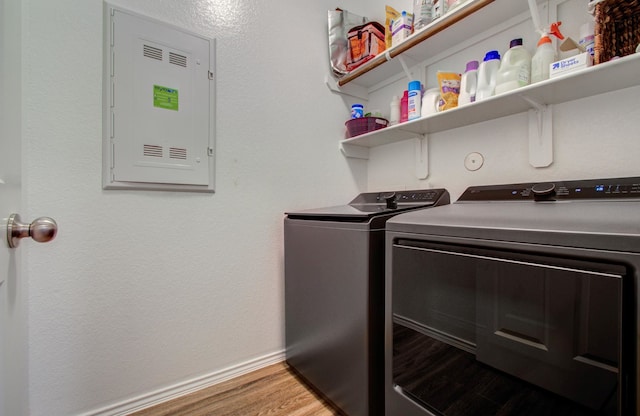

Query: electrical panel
left=103, top=3, right=216, bottom=192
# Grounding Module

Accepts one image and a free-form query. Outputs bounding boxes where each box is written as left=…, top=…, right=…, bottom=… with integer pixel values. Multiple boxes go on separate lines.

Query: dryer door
left=391, top=240, right=626, bottom=415
left=473, top=249, right=623, bottom=411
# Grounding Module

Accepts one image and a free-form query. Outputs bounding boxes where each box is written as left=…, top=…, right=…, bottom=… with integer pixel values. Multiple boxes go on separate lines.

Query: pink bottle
left=400, top=90, right=409, bottom=123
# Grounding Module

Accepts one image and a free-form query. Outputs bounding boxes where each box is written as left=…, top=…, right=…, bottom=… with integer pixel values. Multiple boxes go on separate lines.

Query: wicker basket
left=593, top=0, right=640, bottom=64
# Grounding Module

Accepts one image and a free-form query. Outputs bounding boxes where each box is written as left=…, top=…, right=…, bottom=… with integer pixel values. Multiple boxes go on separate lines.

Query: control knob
left=382, top=192, right=397, bottom=209
left=531, top=182, right=556, bottom=201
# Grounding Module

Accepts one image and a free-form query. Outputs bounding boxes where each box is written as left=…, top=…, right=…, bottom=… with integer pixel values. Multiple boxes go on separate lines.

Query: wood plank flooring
left=128, top=362, right=343, bottom=416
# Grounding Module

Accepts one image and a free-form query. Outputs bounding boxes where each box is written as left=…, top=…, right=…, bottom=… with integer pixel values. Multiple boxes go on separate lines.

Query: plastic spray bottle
left=531, top=22, right=564, bottom=83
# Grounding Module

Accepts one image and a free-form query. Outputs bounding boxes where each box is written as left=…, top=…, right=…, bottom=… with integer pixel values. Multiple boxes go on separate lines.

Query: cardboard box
left=391, top=12, right=413, bottom=47
left=549, top=52, right=593, bottom=79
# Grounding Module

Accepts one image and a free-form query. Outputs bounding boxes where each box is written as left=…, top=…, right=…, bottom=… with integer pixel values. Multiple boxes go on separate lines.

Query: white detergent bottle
left=531, top=22, right=564, bottom=83
left=475, top=50, right=501, bottom=101
left=495, top=38, right=532, bottom=95
left=458, top=60, right=479, bottom=106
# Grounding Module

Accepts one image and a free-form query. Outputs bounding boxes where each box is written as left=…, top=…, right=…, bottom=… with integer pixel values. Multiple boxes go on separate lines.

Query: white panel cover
left=104, top=5, right=215, bottom=191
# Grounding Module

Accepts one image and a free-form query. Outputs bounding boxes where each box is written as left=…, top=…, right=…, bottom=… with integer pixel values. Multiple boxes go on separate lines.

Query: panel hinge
left=208, top=71, right=214, bottom=80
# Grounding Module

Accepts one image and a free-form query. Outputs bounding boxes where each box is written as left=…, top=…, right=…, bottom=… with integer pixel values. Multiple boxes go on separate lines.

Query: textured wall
left=22, top=0, right=365, bottom=414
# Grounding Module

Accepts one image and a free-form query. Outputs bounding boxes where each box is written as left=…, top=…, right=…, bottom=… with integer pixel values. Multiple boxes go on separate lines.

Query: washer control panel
left=458, top=177, right=640, bottom=202
left=350, top=188, right=449, bottom=206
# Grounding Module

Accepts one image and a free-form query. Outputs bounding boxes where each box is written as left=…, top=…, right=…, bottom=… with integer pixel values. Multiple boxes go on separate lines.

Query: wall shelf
left=336, top=0, right=531, bottom=89
left=335, top=0, right=640, bottom=179
left=340, top=53, right=640, bottom=160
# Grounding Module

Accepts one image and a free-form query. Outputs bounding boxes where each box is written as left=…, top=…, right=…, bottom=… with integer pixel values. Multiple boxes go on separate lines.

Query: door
left=391, top=239, right=624, bottom=415
left=1, top=0, right=28, bottom=413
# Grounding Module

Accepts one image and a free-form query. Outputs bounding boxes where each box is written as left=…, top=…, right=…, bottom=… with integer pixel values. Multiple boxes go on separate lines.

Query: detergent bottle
left=531, top=22, right=564, bottom=83
left=495, top=38, right=532, bottom=95
left=458, top=60, right=479, bottom=106
left=475, top=50, right=501, bottom=101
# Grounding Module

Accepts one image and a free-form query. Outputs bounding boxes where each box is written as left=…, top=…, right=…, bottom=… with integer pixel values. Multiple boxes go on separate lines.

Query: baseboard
left=82, top=350, right=286, bottom=416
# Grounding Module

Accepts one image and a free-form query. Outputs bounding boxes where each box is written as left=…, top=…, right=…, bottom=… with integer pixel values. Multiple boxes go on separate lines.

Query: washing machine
left=284, top=188, right=450, bottom=416
left=385, top=177, right=639, bottom=416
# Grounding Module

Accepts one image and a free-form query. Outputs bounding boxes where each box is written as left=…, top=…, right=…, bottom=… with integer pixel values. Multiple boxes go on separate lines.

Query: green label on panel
left=153, top=85, right=179, bottom=111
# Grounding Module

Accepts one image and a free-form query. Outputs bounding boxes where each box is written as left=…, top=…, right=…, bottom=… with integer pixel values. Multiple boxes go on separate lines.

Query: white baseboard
left=82, top=350, right=286, bottom=416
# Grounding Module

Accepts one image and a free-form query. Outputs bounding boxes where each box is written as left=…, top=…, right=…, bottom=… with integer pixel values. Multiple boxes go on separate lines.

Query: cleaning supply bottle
left=413, top=0, right=433, bottom=31
left=495, top=38, right=532, bottom=95
left=433, top=0, right=448, bottom=19
left=389, top=95, right=400, bottom=125
left=475, top=50, right=501, bottom=101
left=408, top=80, right=422, bottom=121
left=458, top=60, right=479, bottom=106
left=351, top=104, right=364, bottom=119
left=579, top=20, right=595, bottom=57
left=531, top=22, right=564, bottom=83
left=400, top=90, right=409, bottom=123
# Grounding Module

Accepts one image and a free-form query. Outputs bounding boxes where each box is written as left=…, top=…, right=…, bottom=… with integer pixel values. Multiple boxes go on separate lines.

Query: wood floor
left=128, top=362, right=343, bottom=416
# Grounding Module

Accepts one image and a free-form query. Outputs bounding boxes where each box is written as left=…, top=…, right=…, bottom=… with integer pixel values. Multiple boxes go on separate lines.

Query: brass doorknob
left=6, top=213, right=57, bottom=248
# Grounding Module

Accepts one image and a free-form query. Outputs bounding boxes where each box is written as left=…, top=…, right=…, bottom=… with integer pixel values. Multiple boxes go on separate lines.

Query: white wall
left=21, top=0, right=366, bottom=414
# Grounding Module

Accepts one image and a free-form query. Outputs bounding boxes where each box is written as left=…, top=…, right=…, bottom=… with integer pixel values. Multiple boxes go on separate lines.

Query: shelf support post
left=414, top=135, right=429, bottom=179
left=521, top=96, right=553, bottom=168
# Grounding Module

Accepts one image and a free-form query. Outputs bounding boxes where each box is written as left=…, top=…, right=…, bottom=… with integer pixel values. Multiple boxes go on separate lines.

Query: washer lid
left=285, top=188, right=449, bottom=222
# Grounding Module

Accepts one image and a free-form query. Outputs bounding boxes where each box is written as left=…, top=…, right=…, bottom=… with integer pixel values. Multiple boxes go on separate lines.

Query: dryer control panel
left=458, top=176, right=640, bottom=202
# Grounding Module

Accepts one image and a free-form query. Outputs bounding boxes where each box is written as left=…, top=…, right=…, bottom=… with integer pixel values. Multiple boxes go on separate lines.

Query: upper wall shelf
left=337, top=0, right=531, bottom=88
left=340, top=53, right=640, bottom=148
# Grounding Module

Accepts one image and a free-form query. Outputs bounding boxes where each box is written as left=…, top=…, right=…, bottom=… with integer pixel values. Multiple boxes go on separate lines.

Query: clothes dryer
left=385, top=177, right=640, bottom=416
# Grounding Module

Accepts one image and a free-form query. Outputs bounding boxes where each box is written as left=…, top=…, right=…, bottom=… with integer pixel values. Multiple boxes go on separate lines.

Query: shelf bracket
left=324, top=74, right=369, bottom=101
left=521, top=96, right=553, bottom=168
left=397, top=56, right=414, bottom=81
left=340, top=142, right=370, bottom=160
left=414, top=135, right=429, bottom=179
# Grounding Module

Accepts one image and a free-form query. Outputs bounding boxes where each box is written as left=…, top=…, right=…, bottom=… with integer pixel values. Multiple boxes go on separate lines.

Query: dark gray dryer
left=284, top=188, right=449, bottom=416
left=385, top=177, right=640, bottom=416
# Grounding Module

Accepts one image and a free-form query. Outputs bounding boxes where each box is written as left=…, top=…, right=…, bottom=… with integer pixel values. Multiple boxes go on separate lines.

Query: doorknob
left=6, top=213, right=58, bottom=248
